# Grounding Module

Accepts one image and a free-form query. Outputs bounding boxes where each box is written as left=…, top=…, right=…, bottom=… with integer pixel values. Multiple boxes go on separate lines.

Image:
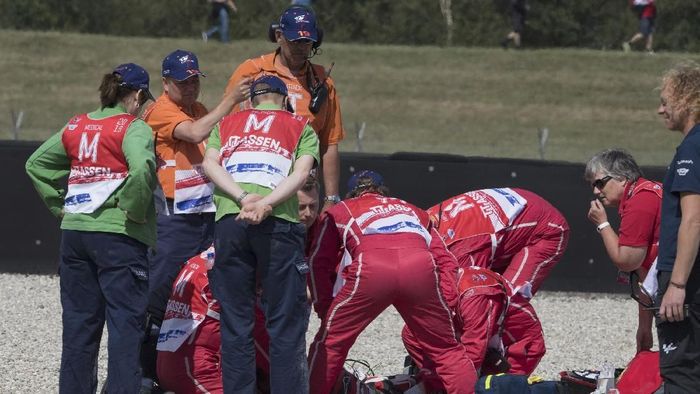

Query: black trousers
left=656, top=267, right=700, bottom=393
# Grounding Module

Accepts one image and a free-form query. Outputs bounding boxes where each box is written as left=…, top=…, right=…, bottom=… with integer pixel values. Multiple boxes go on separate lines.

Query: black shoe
left=140, top=378, right=167, bottom=394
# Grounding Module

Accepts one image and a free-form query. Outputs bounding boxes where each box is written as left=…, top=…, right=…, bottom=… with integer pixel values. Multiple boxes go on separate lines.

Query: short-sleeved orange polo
left=143, top=94, right=209, bottom=199
left=224, top=51, right=344, bottom=149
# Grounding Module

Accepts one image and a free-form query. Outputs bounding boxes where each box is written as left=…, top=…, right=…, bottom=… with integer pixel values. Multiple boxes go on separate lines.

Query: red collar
left=618, top=179, right=637, bottom=216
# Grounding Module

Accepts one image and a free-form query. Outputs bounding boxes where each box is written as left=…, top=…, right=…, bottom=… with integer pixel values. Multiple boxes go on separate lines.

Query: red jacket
left=308, top=192, right=460, bottom=318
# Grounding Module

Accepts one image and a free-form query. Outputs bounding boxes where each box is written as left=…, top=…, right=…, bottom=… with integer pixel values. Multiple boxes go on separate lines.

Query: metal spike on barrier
left=11, top=109, right=24, bottom=140
left=356, top=122, right=366, bottom=152
left=538, top=127, right=549, bottom=160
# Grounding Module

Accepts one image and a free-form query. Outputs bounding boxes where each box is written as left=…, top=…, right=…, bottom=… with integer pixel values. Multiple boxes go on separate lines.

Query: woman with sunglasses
left=25, top=63, right=157, bottom=393
left=584, top=148, right=662, bottom=353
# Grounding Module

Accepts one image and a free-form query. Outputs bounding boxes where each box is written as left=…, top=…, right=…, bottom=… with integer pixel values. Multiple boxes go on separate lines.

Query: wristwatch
left=324, top=195, right=341, bottom=204
left=235, top=191, right=249, bottom=204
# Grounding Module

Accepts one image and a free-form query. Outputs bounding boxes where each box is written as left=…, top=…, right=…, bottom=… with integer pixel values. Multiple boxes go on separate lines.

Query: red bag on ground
left=616, top=350, right=663, bottom=394
left=559, top=370, right=597, bottom=394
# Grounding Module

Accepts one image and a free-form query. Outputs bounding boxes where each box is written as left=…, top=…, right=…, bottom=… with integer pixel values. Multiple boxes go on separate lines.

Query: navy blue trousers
left=59, top=230, right=148, bottom=394
left=211, top=215, right=310, bottom=394
left=656, top=268, right=700, bottom=393
left=147, top=206, right=214, bottom=324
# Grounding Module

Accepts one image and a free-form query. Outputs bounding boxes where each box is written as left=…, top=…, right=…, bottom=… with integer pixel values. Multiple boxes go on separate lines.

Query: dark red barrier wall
left=1, top=141, right=667, bottom=293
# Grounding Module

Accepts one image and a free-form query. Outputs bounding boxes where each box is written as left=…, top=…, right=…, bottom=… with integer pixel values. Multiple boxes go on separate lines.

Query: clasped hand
left=236, top=194, right=272, bottom=224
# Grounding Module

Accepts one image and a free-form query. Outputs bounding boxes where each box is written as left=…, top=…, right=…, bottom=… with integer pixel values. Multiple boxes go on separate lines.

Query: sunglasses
left=591, top=175, right=613, bottom=190
left=630, top=271, right=690, bottom=320
left=289, top=38, right=314, bottom=45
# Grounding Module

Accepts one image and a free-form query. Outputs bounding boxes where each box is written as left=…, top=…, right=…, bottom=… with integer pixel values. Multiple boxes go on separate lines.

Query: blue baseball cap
left=113, top=63, right=154, bottom=101
left=279, top=7, right=319, bottom=42
left=347, top=170, right=384, bottom=192
left=162, top=49, right=205, bottom=81
left=250, top=75, right=289, bottom=98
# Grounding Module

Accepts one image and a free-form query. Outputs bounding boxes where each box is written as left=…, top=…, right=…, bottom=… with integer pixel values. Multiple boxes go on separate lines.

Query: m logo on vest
left=174, top=270, right=195, bottom=298
left=244, top=113, right=275, bottom=134
left=78, top=132, right=100, bottom=163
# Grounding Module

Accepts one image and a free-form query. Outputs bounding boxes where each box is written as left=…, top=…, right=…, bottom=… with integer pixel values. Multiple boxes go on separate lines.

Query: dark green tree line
left=2, top=0, right=700, bottom=51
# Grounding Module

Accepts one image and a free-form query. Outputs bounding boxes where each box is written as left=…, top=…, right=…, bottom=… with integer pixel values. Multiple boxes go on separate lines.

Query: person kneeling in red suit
left=403, top=266, right=545, bottom=390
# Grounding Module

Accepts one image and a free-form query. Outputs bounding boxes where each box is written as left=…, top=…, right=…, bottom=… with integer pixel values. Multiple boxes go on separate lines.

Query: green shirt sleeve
left=25, top=130, right=70, bottom=218
left=117, top=119, right=157, bottom=223
left=296, top=124, right=320, bottom=166
left=207, top=124, right=222, bottom=151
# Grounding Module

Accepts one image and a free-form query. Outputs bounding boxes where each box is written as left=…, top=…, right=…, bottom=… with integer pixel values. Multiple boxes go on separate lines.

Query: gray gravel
left=0, top=273, right=652, bottom=392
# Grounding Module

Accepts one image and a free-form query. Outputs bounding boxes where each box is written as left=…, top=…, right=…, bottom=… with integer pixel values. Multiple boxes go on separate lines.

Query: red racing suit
left=156, top=248, right=270, bottom=393
left=429, top=188, right=569, bottom=297
left=308, top=192, right=476, bottom=394
left=402, top=267, right=545, bottom=384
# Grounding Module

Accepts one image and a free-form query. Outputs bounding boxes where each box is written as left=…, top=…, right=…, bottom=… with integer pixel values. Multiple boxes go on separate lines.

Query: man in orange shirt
left=224, top=5, right=344, bottom=210
left=140, top=49, right=249, bottom=387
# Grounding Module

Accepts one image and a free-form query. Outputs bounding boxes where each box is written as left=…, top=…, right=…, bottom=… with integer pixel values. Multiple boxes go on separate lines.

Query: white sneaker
left=201, top=32, right=208, bottom=43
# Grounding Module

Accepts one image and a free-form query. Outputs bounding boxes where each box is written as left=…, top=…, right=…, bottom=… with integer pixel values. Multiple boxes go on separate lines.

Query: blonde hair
left=661, top=62, right=700, bottom=123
